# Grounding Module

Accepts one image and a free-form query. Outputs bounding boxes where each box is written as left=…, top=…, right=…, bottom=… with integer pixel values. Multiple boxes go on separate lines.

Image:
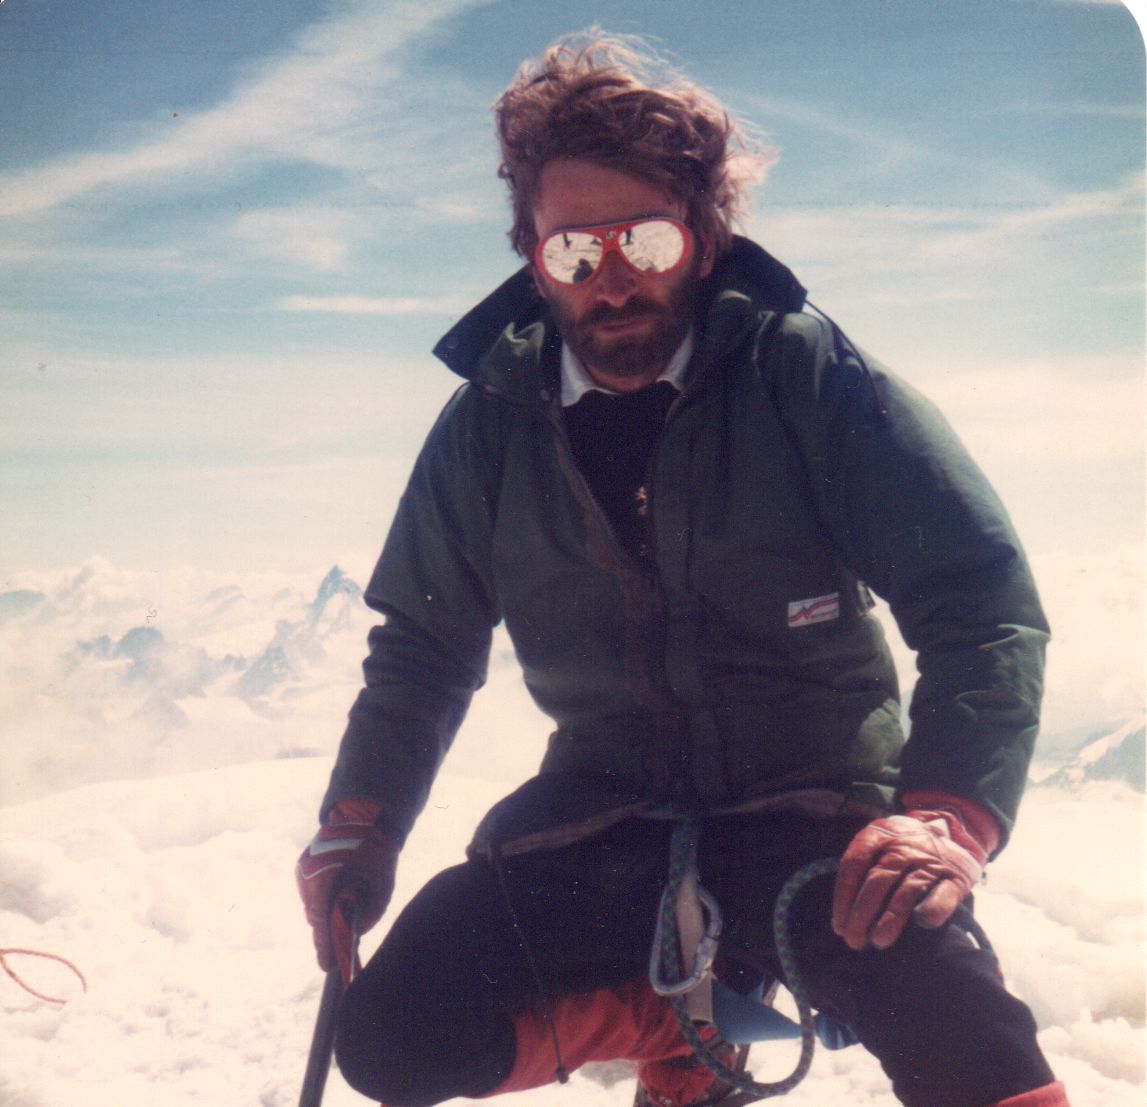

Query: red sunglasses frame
left=534, top=217, right=694, bottom=286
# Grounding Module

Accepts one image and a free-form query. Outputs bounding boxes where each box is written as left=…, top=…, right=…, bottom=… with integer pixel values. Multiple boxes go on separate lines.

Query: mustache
left=580, top=299, right=669, bottom=328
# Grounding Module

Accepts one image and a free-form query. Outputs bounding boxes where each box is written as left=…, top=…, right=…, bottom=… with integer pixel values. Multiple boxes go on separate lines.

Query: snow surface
left=1, top=562, right=1143, bottom=1106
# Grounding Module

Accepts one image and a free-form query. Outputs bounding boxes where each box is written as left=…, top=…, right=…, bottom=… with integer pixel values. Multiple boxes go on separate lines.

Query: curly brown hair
left=494, top=31, right=773, bottom=261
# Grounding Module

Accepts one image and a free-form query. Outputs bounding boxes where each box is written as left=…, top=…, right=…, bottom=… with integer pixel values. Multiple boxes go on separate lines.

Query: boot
left=634, top=1025, right=745, bottom=1107
left=485, top=978, right=707, bottom=1097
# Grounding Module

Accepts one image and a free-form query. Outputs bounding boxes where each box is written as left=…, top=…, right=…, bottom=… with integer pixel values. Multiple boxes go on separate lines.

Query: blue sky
left=1, top=0, right=1143, bottom=581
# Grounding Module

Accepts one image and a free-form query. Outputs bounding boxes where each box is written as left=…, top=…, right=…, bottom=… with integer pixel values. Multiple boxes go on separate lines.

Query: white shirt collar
left=560, top=329, right=695, bottom=407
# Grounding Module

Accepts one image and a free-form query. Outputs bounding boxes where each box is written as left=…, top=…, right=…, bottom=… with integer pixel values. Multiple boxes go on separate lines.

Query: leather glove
left=296, top=797, right=400, bottom=982
left=832, top=792, right=999, bottom=952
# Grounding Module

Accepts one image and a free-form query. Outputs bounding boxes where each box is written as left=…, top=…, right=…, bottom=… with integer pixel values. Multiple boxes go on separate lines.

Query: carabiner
left=649, top=880, right=723, bottom=997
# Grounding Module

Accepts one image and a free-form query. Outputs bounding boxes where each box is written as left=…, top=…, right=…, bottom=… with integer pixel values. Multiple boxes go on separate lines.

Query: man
left=297, top=33, right=1069, bottom=1107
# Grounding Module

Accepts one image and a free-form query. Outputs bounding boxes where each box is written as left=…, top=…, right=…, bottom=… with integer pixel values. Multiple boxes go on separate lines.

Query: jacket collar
left=432, top=236, right=807, bottom=400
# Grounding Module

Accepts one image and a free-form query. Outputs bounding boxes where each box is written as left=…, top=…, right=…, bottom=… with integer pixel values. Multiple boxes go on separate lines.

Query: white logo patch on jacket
left=787, top=592, right=840, bottom=628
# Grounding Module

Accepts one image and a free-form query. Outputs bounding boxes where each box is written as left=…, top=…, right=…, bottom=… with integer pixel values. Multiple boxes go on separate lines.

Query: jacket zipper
left=638, top=376, right=698, bottom=569
left=544, top=395, right=657, bottom=580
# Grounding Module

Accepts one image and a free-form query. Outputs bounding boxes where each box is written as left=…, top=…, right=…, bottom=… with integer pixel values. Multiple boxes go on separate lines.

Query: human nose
left=592, top=250, right=637, bottom=306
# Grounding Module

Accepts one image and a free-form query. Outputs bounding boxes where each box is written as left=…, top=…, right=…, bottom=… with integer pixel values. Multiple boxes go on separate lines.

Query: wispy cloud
left=753, top=171, right=1144, bottom=303
left=1013, top=0, right=1135, bottom=7
left=0, top=0, right=487, bottom=218
left=279, top=294, right=472, bottom=316
left=735, top=93, right=925, bottom=179
left=1006, top=99, right=1146, bottom=119
left=228, top=193, right=494, bottom=276
left=913, top=173, right=1143, bottom=262
left=737, top=92, right=1053, bottom=199
left=234, top=208, right=361, bottom=272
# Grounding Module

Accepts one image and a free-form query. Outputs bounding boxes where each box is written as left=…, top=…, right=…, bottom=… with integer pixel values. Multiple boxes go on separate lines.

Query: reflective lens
left=536, top=218, right=690, bottom=286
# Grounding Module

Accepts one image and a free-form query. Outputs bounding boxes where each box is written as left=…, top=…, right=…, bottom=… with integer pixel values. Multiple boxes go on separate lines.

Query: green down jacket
left=322, top=238, right=1049, bottom=855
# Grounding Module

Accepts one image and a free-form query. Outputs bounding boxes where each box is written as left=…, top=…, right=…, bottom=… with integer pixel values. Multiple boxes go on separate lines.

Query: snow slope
left=1, top=761, right=1142, bottom=1107
left=0, top=562, right=1143, bottom=1106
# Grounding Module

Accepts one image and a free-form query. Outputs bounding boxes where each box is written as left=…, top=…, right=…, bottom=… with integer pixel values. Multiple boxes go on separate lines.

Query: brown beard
left=546, top=266, right=703, bottom=384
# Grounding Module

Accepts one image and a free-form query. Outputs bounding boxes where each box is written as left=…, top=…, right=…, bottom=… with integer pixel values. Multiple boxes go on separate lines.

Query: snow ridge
left=1038, top=717, right=1146, bottom=793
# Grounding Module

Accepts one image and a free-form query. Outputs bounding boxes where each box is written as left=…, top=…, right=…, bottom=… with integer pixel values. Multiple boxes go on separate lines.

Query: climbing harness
left=650, top=818, right=831, bottom=1102
left=0, top=947, right=87, bottom=1004
left=649, top=816, right=994, bottom=1104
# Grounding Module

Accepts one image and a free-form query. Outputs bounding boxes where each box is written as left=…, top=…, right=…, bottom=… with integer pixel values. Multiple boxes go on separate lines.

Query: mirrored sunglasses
left=535, top=217, right=692, bottom=286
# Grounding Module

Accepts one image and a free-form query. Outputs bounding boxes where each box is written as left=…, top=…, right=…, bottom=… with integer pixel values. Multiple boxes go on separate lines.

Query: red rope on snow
left=0, top=948, right=88, bottom=1004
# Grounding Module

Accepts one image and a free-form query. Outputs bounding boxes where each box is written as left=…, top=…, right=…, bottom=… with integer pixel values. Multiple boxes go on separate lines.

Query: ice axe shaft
left=298, top=905, right=360, bottom=1107
left=298, top=966, right=344, bottom=1107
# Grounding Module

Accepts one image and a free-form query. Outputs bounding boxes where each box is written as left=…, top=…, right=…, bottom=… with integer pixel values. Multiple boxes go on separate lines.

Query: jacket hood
left=431, top=236, right=807, bottom=399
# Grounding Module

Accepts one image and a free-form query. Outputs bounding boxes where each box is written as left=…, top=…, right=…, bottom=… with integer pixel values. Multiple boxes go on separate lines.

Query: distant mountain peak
left=309, top=566, right=363, bottom=620
left=0, top=589, right=46, bottom=624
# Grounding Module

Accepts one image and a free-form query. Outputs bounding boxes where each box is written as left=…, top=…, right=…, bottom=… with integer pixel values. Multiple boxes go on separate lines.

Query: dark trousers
left=335, top=814, right=1055, bottom=1107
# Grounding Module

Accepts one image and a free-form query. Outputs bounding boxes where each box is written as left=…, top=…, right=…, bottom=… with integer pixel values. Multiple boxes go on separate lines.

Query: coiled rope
left=1, top=947, right=88, bottom=1004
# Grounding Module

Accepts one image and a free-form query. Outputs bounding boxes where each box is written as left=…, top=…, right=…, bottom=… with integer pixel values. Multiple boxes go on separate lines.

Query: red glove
left=296, top=797, right=400, bottom=982
left=832, top=793, right=999, bottom=952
